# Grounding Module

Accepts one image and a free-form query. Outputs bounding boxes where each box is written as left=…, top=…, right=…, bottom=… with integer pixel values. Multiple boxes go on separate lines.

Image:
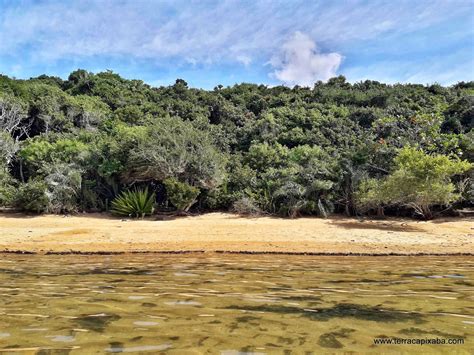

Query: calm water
left=0, top=254, right=472, bottom=354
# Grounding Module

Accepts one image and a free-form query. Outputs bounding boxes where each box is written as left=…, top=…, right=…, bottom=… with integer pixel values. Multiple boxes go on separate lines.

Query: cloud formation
left=271, top=32, right=342, bottom=86
left=1, top=0, right=469, bottom=62
left=0, top=0, right=472, bottom=86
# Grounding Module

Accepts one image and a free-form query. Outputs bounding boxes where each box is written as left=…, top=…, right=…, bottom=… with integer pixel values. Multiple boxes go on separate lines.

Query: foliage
left=355, top=178, right=384, bottom=213
left=0, top=167, right=16, bottom=206
left=126, top=116, right=226, bottom=189
left=15, top=180, right=49, bottom=213
left=232, top=196, right=263, bottom=216
left=0, top=70, right=472, bottom=218
left=0, top=131, right=19, bottom=166
left=43, top=163, right=83, bottom=213
left=357, top=147, right=472, bottom=219
left=0, top=94, right=27, bottom=136
left=163, top=178, right=200, bottom=212
left=111, top=187, right=155, bottom=218
left=20, top=137, right=89, bottom=167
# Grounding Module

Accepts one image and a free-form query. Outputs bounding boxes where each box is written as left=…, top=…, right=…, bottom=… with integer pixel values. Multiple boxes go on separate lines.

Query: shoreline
left=2, top=250, right=473, bottom=256
left=1, top=212, right=472, bottom=256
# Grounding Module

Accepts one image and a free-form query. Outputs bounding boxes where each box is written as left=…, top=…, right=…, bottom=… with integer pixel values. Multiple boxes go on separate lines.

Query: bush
left=111, top=187, right=155, bottom=218
left=0, top=131, right=19, bottom=166
left=0, top=168, right=17, bottom=207
left=80, top=180, right=102, bottom=211
left=16, top=180, right=49, bottom=213
left=163, top=178, right=200, bottom=212
left=126, top=116, right=226, bottom=189
left=357, top=147, right=473, bottom=219
left=43, top=164, right=82, bottom=213
left=232, top=196, right=262, bottom=216
left=0, top=183, right=16, bottom=207
left=355, top=178, right=385, bottom=215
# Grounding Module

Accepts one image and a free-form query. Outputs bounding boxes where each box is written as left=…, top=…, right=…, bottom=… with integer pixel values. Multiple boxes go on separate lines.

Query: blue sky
left=0, top=0, right=473, bottom=88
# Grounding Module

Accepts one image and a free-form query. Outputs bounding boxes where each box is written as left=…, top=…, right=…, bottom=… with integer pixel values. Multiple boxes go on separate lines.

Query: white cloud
left=270, top=32, right=342, bottom=86
left=342, top=46, right=474, bottom=86
left=1, top=0, right=470, bottom=64
left=0, top=0, right=472, bottom=85
left=236, top=55, right=252, bottom=66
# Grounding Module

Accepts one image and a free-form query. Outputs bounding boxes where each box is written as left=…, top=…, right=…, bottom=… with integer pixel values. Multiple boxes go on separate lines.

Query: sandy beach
left=0, top=212, right=472, bottom=255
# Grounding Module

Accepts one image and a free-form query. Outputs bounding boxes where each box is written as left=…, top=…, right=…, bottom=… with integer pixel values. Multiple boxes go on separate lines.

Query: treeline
left=0, top=70, right=472, bottom=219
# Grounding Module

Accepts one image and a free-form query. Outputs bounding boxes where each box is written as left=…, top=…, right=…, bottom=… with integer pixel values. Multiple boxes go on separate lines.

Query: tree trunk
left=183, top=198, right=197, bottom=212
left=344, top=173, right=353, bottom=216
left=345, top=203, right=351, bottom=216
left=376, top=206, right=385, bottom=218
left=19, top=159, right=25, bottom=183
left=421, top=205, right=433, bottom=220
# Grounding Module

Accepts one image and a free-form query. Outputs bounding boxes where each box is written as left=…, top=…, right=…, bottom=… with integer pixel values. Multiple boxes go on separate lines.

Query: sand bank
left=0, top=212, right=472, bottom=255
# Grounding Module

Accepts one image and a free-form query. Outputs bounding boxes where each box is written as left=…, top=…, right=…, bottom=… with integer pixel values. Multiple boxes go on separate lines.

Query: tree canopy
left=0, top=72, right=472, bottom=219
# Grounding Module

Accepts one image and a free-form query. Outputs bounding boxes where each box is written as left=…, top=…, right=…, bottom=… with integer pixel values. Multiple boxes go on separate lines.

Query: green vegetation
left=356, top=148, right=472, bottom=219
left=15, top=179, right=49, bottom=213
left=0, top=71, right=472, bottom=219
left=163, top=178, right=200, bottom=212
left=111, top=188, right=155, bottom=218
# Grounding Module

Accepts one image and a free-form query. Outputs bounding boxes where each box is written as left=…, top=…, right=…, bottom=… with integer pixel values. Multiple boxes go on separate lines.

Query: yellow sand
left=0, top=212, right=472, bottom=254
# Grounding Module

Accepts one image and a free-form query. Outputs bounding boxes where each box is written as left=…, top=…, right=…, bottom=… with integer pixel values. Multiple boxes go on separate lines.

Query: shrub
left=43, top=164, right=82, bottom=213
left=111, top=187, right=155, bottom=218
left=0, top=131, right=19, bottom=166
left=163, top=178, right=200, bottom=212
left=272, top=181, right=307, bottom=218
left=356, top=147, right=472, bottom=219
left=79, top=179, right=102, bottom=211
left=126, top=116, right=225, bottom=189
left=16, top=180, right=49, bottom=213
left=355, top=178, right=385, bottom=216
left=232, top=196, right=262, bottom=216
left=0, top=183, right=16, bottom=207
left=0, top=167, right=17, bottom=207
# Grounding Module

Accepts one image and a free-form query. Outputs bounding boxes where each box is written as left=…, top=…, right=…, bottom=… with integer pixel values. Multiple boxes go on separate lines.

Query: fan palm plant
left=111, top=187, right=155, bottom=218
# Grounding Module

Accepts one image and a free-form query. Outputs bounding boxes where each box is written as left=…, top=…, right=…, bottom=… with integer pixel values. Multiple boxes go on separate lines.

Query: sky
left=0, top=0, right=473, bottom=89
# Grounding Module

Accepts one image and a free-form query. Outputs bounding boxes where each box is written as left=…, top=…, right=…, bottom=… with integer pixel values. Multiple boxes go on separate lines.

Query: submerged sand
left=0, top=212, right=472, bottom=255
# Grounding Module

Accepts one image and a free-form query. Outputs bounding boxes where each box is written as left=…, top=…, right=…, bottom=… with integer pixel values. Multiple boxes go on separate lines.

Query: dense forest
left=0, top=70, right=472, bottom=219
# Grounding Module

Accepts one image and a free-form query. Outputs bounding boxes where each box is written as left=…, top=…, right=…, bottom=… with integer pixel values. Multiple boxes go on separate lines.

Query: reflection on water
left=0, top=254, right=472, bottom=353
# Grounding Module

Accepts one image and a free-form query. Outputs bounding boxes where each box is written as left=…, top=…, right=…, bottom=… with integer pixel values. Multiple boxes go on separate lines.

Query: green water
left=0, top=255, right=472, bottom=354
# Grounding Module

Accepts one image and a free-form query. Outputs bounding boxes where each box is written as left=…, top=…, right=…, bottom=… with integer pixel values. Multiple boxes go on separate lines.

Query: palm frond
left=111, top=187, right=155, bottom=218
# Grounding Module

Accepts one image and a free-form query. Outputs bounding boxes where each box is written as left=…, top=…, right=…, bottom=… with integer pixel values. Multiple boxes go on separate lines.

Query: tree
left=0, top=70, right=472, bottom=218
left=357, top=147, right=472, bottom=219
left=354, top=178, right=385, bottom=216
left=0, top=166, right=16, bottom=207
left=20, top=137, right=89, bottom=179
left=163, top=178, right=200, bottom=212
left=15, top=180, right=49, bottom=213
left=43, top=163, right=82, bottom=213
left=126, top=116, right=225, bottom=189
left=0, top=95, right=27, bottom=166
left=0, top=95, right=27, bottom=135
left=65, top=95, right=110, bottom=130
left=0, top=131, right=19, bottom=166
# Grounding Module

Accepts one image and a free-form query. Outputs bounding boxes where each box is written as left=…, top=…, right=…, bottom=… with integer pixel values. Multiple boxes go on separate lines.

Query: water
left=0, top=254, right=472, bottom=353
